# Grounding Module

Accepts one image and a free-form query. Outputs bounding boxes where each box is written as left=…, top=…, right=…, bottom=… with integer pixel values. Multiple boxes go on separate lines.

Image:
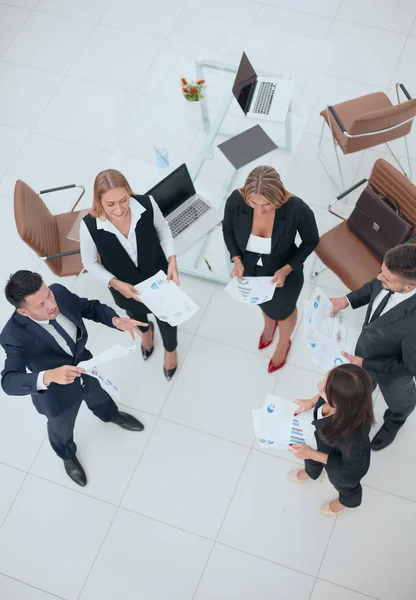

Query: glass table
left=68, top=58, right=293, bottom=285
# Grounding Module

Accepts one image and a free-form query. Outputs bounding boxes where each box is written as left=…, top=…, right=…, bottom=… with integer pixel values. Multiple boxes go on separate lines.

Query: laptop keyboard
left=252, top=81, right=277, bottom=115
left=168, top=198, right=210, bottom=237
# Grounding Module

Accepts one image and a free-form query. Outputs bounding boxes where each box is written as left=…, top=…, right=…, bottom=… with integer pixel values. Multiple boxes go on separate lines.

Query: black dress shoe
left=141, top=322, right=154, bottom=361
left=114, top=411, right=144, bottom=431
left=64, top=456, right=87, bottom=487
left=371, top=424, right=399, bottom=451
left=163, top=365, right=177, bottom=381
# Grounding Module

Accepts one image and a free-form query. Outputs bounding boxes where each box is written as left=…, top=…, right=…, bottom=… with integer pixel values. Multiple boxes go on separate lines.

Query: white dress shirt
left=369, top=287, right=416, bottom=320
left=80, top=196, right=175, bottom=286
left=34, top=313, right=77, bottom=391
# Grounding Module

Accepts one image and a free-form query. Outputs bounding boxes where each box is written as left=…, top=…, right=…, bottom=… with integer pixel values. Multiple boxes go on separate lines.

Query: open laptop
left=232, top=52, right=293, bottom=122
left=146, top=164, right=223, bottom=255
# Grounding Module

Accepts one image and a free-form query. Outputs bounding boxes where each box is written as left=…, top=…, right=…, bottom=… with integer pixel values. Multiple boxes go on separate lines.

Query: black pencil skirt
left=255, top=265, right=304, bottom=321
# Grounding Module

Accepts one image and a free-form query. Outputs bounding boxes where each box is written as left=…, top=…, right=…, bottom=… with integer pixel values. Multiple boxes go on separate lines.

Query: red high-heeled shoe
left=268, top=340, right=291, bottom=373
left=258, top=320, right=279, bottom=350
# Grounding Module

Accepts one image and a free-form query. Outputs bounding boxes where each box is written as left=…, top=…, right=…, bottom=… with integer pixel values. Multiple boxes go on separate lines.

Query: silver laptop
left=232, top=52, right=293, bottom=122
left=146, top=164, right=223, bottom=256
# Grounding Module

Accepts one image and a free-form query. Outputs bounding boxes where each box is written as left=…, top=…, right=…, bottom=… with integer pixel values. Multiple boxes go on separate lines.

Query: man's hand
left=329, top=296, right=349, bottom=317
left=341, top=351, right=363, bottom=367
left=167, top=256, right=180, bottom=285
left=110, top=278, right=141, bottom=302
left=112, top=317, right=148, bottom=340
left=43, top=365, right=85, bottom=386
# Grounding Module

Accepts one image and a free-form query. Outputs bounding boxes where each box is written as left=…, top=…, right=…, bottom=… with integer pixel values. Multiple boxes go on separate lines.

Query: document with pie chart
left=252, top=394, right=317, bottom=450
left=135, top=270, right=199, bottom=326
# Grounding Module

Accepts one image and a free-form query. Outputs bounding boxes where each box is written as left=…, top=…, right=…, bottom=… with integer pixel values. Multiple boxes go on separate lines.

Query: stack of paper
left=135, top=271, right=199, bottom=326
left=252, top=394, right=317, bottom=450
left=225, top=276, right=275, bottom=305
left=303, top=288, right=358, bottom=370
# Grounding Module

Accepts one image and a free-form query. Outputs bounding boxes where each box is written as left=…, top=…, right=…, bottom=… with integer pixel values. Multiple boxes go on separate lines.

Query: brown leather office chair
left=14, top=180, right=85, bottom=277
left=319, top=83, right=416, bottom=190
left=312, top=158, right=416, bottom=291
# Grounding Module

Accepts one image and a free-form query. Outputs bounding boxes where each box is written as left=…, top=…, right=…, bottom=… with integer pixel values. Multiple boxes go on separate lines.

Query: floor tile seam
left=0, top=3, right=32, bottom=61
left=244, top=0, right=342, bottom=21
left=0, top=572, right=66, bottom=600
left=191, top=446, right=254, bottom=598
left=0, top=431, right=46, bottom=534
left=387, top=33, right=413, bottom=89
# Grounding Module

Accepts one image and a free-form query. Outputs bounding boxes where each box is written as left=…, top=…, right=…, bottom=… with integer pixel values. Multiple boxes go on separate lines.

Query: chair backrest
left=369, top=158, right=416, bottom=235
left=349, top=98, right=416, bottom=138
left=14, top=180, right=62, bottom=273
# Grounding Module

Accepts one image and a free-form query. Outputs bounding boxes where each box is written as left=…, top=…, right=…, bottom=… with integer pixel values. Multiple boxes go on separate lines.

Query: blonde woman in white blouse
left=80, top=169, right=179, bottom=381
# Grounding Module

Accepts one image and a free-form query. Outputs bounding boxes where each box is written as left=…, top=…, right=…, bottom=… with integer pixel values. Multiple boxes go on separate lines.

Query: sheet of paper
left=135, top=270, right=199, bottom=326
left=225, top=276, right=275, bottom=304
left=312, top=326, right=357, bottom=370
left=303, top=289, right=348, bottom=345
left=78, top=344, right=136, bottom=370
left=87, top=367, right=120, bottom=401
left=252, top=394, right=317, bottom=449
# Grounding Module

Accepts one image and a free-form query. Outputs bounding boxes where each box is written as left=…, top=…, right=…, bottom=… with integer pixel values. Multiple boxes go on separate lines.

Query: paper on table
left=225, top=276, right=275, bottom=304
left=253, top=394, right=317, bottom=450
left=78, top=344, right=136, bottom=370
left=135, top=270, right=199, bottom=326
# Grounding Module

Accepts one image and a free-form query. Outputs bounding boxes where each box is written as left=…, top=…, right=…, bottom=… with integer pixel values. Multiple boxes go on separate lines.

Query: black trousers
left=370, top=373, right=416, bottom=432
left=47, top=376, right=119, bottom=460
left=126, top=303, right=177, bottom=353
left=304, top=459, right=363, bottom=508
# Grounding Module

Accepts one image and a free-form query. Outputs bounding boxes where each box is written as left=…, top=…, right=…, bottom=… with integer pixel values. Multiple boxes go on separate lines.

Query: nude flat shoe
left=288, top=468, right=325, bottom=484
left=320, top=500, right=348, bottom=517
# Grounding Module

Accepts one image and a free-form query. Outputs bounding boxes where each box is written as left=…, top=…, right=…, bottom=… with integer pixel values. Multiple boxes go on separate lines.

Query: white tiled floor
left=1, top=0, right=416, bottom=598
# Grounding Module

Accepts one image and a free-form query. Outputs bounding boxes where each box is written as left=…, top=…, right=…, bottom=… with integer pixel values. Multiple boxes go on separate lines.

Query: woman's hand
left=231, top=257, right=244, bottom=282
left=109, top=278, right=141, bottom=301
left=289, top=444, right=314, bottom=460
left=167, top=256, right=180, bottom=285
left=293, top=399, right=315, bottom=415
left=271, top=265, right=292, bottom=288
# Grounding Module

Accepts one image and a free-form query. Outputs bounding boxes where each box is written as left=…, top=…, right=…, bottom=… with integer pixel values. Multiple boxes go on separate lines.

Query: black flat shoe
left=163, top=366, right=177, bottom=381
left=371, top=424, right=398, bottom=451
left=141, top=322, right=154, bottom=360
left=114, top=411, right=144, bottom=431
left=64, top=456, right=87, bottom=487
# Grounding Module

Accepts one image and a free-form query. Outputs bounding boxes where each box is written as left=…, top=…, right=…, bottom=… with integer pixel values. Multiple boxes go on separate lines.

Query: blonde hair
left=239, top=166, right=289, bottom=209
left=91, top=169, right=133, bottom=219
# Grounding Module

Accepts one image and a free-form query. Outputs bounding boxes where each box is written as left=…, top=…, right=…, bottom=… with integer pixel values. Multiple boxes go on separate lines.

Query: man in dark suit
left=330, top=244, right=416, bottom=451
left=0, top=270, right=148, bottom=487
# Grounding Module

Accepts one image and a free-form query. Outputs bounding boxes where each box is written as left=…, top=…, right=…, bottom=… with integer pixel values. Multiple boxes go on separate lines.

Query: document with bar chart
left=252, top=394, right=317, bottom=450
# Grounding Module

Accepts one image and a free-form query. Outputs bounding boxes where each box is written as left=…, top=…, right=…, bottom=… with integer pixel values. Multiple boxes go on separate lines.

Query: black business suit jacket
left=222, top=190, right=319, bottom=276
left=312, top=397, right=371, bottom=485
left=0, top=284, right=118, bottom=419
left=347, top=279, right=416, bottom=378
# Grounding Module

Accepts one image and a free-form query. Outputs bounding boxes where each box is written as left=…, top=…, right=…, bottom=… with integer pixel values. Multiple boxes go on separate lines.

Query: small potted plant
left=181, top=77, right=206, bottom=102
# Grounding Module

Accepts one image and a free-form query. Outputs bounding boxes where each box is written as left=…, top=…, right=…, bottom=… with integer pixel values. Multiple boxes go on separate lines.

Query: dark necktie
left=369, top=290, right=394, bottom=323
left=49, top=319, right=77, bottom=355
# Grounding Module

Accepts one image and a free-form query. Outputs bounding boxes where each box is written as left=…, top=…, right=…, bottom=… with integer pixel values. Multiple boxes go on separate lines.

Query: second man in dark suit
left=330, top=244, right=416, bottom=450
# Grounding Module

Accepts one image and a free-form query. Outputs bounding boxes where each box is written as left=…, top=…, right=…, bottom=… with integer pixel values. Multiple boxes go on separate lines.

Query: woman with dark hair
left=222, top=165, right=319, bottom=373
left=80, top=169, right=179, bottom=381
left=289, top=364, right=374, bottom=516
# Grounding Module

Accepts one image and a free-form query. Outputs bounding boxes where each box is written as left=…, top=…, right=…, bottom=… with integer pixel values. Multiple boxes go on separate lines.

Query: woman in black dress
left=222, top=166, right=319, bottom=372
left=289, top=364, right=374, bottom=516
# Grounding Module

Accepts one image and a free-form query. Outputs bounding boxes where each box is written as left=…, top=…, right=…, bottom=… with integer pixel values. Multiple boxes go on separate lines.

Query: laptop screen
left=232, top=53, right=257, bottom=114
left=146, top=164, right=196, bottom=217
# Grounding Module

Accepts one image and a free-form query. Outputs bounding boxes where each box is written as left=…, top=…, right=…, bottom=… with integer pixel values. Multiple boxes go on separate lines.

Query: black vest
left=83, top=195, right=168, bottom=286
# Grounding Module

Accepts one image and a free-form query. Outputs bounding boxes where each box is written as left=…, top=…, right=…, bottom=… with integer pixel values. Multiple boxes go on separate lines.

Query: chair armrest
left=328, top=178, right=368, bottom=219
left=328, top=105, right=346, bottom=133
left=41, top=249, right=80, bottom=260
left=39, top=184, right=85, bottom=212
